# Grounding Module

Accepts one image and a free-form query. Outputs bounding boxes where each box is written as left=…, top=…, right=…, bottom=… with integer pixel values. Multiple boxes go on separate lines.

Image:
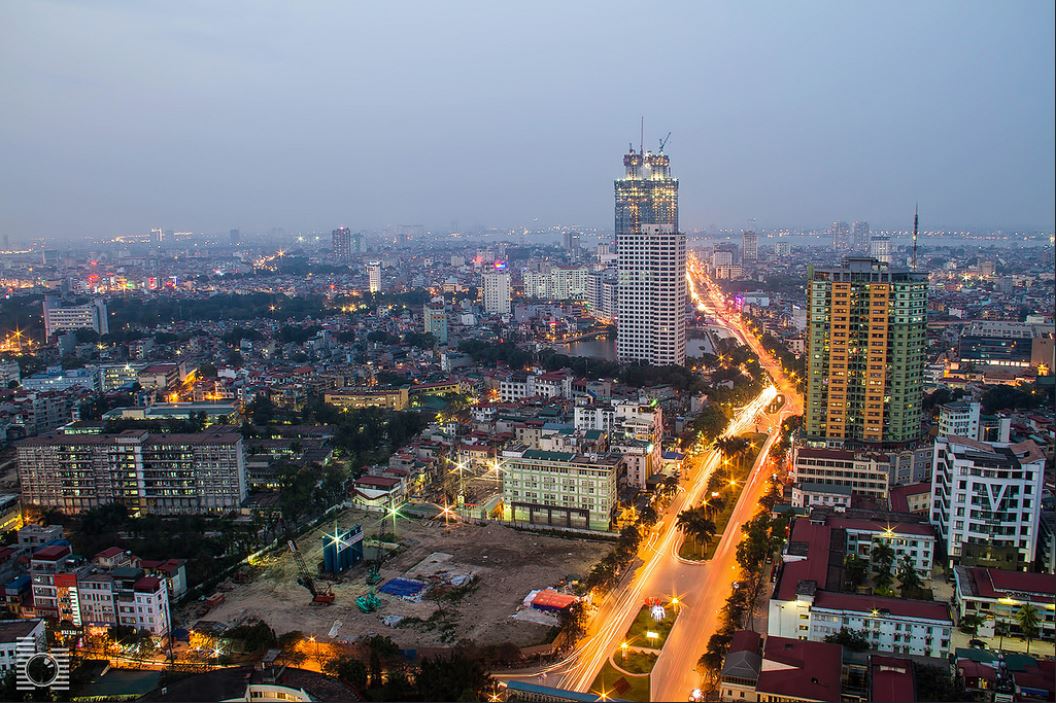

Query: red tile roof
left=776, top=521, right=833, bottom=600
left=354, top=475, right=400, bottom=488
left=133, top=576, right=163, bottom=592
left=827, top=516, right=935, bottom=537
left=870, top=656, right=916, bottom=703
left=32, top=545, right=70, bottom=561
left=756, top=636, right=843, bottom=703
left=94, top=546, right=125, bottom=560
left=888, top=482, right=931, bottom=513
left=812, top=591, right=952, bottom=622
left=964, top=567, right=1056, bottom=602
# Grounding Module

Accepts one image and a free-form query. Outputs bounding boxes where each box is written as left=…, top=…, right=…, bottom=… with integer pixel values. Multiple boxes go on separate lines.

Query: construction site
left=185, top=508, right=610, bottom=649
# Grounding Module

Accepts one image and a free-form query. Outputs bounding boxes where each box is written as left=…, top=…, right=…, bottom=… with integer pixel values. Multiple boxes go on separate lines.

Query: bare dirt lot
left=184, top=509, right=610, bottom=649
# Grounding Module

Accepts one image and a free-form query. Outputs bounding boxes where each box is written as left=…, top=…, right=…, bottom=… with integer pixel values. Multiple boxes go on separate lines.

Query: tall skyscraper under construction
left=805, top=257, right=928, bottom=445
left=615, top=142, right=686, bottom=366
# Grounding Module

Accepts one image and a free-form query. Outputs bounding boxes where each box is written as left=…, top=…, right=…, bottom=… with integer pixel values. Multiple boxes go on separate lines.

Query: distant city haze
left=1, top=1, right=1053, bottom=241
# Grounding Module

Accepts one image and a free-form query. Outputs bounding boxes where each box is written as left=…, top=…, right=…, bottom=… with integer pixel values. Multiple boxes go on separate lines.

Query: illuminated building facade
left=482, top=264, right=511, bottom=315
left=805, top=257, right=927, bottom=446
left=615, top=145, right=686, bottom=366
left=742, top=230, right=758, bottom=263
left=43, top=297, right=109, bottom=338
left=332, top=226, right=352, bottom=262
left=367, top=261, right=381, bottom=294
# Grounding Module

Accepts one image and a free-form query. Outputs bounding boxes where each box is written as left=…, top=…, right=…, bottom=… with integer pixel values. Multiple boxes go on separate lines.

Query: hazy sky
left=2, top=1, right=1053, bottom=241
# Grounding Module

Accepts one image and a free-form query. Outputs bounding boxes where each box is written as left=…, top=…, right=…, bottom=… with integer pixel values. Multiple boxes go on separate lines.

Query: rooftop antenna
left=640, top=116, right=644, bottom=155
left=912, top=203, right=919, bottom=271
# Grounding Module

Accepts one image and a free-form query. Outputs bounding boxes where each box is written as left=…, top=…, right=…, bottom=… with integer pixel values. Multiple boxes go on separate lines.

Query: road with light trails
left=501, top=256, right=803, bottom=700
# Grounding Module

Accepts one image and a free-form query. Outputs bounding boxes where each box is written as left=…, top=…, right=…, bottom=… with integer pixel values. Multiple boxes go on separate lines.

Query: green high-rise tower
left=805, top=257, right=928, bottom=446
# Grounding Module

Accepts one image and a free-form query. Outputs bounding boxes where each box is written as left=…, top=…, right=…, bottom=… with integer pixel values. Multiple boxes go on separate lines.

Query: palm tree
left=677, top=507, right=717, bottom=558
left=1015, top=605, right=1040, bottom=654
left=871, top=542, right=895, bottom=592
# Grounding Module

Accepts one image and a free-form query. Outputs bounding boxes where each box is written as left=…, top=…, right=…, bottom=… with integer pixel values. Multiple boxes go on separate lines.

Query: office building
left=98, top=363, right=148, bottom=392
left=423, top=299, right=448, bottom=344
left=229, top=228, right=240, bottom=245
left=16, top=429, right=247, bottom=515
left=930, top=436, right=1045, bottom=570
left=791, top=446, right=892, bottom=501
left=830, top=221, right=851, bottom=251
left=324, top=386, right=409, bottom=411
left=366, top=261, right=381, bottom=294
left=482, top=265, right=512, bottom=315
left=501, top=447, right=620, bottom=531
left=741, top=230, right=758, bottom=264
left=332, top=226, right=352, bottom=262
left=805, top=257, right=927, bottom=446
left=852, top=220, right=870, bottom=250
left=957, top=321, right=1055, bottom=371
left=615, top=144, right=685, bottom=366
left=586, top=269, right=618, bottom=321
left=43, top=297, right=109, bottom=338
left=869, top=235, right=891, bottom=265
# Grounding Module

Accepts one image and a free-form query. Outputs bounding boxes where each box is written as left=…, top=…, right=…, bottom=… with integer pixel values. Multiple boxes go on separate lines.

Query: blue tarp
left=379, top=578, right=427, bottom=598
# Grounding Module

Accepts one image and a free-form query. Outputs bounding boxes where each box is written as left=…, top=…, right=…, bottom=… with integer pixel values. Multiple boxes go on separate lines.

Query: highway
left=508, top=255, right=803, bottom=700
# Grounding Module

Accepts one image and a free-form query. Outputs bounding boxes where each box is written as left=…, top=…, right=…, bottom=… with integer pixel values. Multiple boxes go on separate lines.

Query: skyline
left=1, top=1, right=1054, bottom=241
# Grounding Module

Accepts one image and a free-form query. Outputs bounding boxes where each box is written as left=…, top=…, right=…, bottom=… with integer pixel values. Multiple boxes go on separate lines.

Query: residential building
left=482, top=266, right=511, bottom=315
left=423, top=299, right=448, bottom=344
left=615, top=145, right=686, bottom=366
left=0, top=619, right=45, bottom=674
left=930, top=436, right=1045, bottom=570
left=852, top=220, right=871, bottom=250
left=137, top=363, right=181, bottom=391
left=331, top=226, right=352, bottom=263
left=43, top=297, right=109, bottom=338
left=718, top=630, right=843, bottom=703
left=769, top=520, right=953, bottom=658
left=953, top=567, right=1056, bottom=644
left=869, top=235, right=891, bottom=265
left=17, top=429, right=247, bottom=515
left=790, top=483, right=852, bottom=512
left=324, top=386, right=409, bottom=411
left=741, top=230, right=758, bottom=264
left=791, top=446, right=891, bottom=501
left=938, top=401, right=981, bottom=440
left=501, top=447, right=620, bottom=531
left=805, top=257, right=927, bottom=445
left=367, top=261, right=381, bottom=294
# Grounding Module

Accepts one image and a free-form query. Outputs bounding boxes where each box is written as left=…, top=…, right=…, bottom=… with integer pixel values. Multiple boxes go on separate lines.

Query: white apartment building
left=499, top=372, right=572, bottom=403
left=501, top=447, right=619, bottom=532
left=367, top=261, right=381, bottom=294
left=930, top=436, right=1045, bottom=570
left=769, top=521, right=953, bottom=659
left=17, top=429, right=247, bottom=515
left=938, top=401, right=980, bottom=440
left=482, top=268, right=511, bottom=315
left=523, top=266, right=588, bottom=300
left=790, top=483, right=852, bottom=511
left=0, top=619, right=45, bottom=673
left=791, top=446, right=890, bottom=501
left=831, top=516, right=936, bottom=576
left=43, top=297, right=109, bottom=338
left=616, top=223, right=686, bottom=366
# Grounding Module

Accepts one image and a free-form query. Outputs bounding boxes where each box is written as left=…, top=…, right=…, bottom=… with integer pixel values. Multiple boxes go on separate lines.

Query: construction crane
left=288, top=538, right=336, bottom=605
left=658, top=132, right=672, bottom=152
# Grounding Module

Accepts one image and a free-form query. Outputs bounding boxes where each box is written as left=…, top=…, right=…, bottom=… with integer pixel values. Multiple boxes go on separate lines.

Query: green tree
left=871, top=542, right=895, bottom=592
left=324, top=655, right=368, bottom=690
left=362, top=634, right=400, bottom=688
left=897, top=555, right=925, bottom=599
left=824, top=627, right=870, bottom=652
left=416, top=651, right=488, bottom=701
left=844, top=554, right=869, bottom=590
left=1015, top=605, right=1040, bottom=654
left=676, top=507, right=717, bottom=557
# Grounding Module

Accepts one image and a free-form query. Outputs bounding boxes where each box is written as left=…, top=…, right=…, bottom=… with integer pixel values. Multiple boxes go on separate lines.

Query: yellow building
left=324, top=386, right=409, bottom=411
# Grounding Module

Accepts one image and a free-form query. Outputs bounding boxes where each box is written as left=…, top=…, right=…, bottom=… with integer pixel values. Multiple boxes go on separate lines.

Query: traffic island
left=678, top=432, right=767, bottom=562
left=589, top=598, right=680, bottom=702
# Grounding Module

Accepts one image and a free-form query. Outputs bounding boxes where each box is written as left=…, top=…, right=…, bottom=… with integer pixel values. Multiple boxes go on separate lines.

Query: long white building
left=929, top=436, right=1045, bottom=570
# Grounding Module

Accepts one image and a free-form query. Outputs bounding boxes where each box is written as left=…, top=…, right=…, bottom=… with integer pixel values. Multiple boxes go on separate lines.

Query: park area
left=184, top=508, right=610, bottom=650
